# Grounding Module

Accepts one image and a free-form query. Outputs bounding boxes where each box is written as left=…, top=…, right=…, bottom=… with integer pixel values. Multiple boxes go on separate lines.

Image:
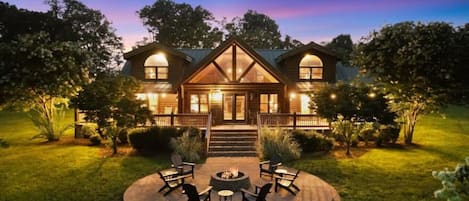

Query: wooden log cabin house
left=121, top=37, right=354, bottom=127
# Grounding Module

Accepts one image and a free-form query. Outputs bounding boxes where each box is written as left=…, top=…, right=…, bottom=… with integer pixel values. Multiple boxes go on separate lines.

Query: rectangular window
left=190, top=94, right=208, bottom=113
left=260, top=94, right=278, bottom=113
left=157, top=67, right=168, bottom=80
left=145, top=67, right=156, bottom=79
left=299, top=67, right=323, bottom=80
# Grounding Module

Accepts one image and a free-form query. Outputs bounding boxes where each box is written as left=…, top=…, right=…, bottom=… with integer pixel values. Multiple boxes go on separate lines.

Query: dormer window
left=299, top=54, right=323, bottom=80
left=144, top=53, right=168, bottom=80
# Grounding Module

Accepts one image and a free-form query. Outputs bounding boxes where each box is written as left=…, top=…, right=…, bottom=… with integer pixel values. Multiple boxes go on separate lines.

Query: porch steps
left=208, top=129, right=258, bottom=157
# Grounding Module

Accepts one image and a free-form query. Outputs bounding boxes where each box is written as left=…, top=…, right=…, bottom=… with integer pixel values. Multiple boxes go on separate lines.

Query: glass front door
left=223, top=94, right=245, bottom=123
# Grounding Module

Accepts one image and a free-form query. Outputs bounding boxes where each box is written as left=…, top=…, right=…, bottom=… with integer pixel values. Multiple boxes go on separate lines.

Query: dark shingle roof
left=255, top=49, right=288, bottom=69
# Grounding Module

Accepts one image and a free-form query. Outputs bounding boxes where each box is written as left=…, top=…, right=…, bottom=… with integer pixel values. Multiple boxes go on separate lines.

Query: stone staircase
left=207, top=129, right=258, bottom=157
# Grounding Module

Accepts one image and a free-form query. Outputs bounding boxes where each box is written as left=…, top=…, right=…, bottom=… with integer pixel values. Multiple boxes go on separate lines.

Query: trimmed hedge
left=292, top=130, right=335, bottom=153
left=128, top=126, right=200, bottom=152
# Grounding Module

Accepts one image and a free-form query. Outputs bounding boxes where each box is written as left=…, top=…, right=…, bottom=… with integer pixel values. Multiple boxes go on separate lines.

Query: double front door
left=223, top=93, right=245, bottom=123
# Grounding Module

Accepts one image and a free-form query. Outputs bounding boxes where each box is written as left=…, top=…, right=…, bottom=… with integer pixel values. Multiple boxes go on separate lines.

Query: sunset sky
left=5, top=0, right=469, bottom=51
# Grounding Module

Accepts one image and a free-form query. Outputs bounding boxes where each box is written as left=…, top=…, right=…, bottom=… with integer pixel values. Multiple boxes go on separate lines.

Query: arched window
left=299, top=54, right=323, bottom=80
left=144, top=53, right=169, bottom=80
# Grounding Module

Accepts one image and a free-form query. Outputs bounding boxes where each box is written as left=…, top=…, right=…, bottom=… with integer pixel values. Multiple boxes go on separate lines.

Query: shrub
left=89, top=134, right=101, bottom=146
left=292, top=130, right=334, bottom=153
left=170, top=130, right=203, bottom=162
left=29, top=105, right=72, bottom=141
left=432, top=157, right=469, bottom=201
left=0, top=138, right=9, bottom=148
left=258, top=127, right=301, bottom=161
left=128, top=127, right=158, bottom=151
left=127, top=126, right=196, bottom=152
left=77, top=124, right=97, bottom=138
left=117, top=129, right=128, bottom=144
left=358, top=122, right=378, bottom=146
left=376, top=124, right=400, bottom=147
left=332, top=115, right=359, bottom=156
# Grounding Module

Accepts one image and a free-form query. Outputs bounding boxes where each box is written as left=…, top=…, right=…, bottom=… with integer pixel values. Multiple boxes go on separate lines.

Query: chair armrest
left=165, top=174, right=191, bottom=182
left=274, top=175, right=294, bottom=182
left=260, top=160, right=270, bottom=165
left=183, top=162, right=195, bottom=166
left=241, top=188, right=258, bottom=197
left=272, top=162, right=282, bottom=167
left=198, top=186, right=213, bottom=195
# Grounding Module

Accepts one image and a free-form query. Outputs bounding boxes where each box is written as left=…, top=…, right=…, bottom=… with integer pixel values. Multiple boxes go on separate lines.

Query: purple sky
left=6, top=0, right=469, bottom=51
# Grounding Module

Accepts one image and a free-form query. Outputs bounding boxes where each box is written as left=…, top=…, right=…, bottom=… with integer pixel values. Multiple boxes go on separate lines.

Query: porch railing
left=257, top=112, right=330, bottom=129
left=151, top=112, right=210, bottom=128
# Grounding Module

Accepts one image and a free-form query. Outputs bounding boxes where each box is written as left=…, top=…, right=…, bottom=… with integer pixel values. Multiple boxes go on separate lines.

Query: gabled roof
left=181, top=37, right=289, bottom=84
left=275, top=41, right=337, bottom=63
left=123, top=43, right=192, bottom=62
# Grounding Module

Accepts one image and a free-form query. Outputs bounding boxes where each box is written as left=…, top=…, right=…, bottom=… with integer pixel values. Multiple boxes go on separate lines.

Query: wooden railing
left=257, top=112, right=330, bottom=129
left=151, top=112, right=210, bottom=128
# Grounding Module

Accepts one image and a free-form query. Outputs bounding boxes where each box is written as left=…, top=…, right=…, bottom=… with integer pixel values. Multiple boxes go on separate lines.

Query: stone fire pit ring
left=209, top=171, right=251, bottom=192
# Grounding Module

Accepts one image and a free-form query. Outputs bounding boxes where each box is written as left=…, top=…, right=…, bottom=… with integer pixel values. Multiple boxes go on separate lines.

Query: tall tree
left=46, top=0, right=123, bottom=72
left=72, top=74, right=153, bottom=154
left=225, top=10, right=283, bottom=49
left=325, top=34, right=354, bottom=66
left=0, top=1, right=122, bottom=141
left=138, top=0, right=222, bottom=48
left=281, top=35, right=303, bottom=49
left=353, top=22, right=456, bottom=145
left=453, top=23, right=469, bottom=103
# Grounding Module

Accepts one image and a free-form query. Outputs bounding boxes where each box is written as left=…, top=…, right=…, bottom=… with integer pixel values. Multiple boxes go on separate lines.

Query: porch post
left=170, top=112, right=174, bottom=126
left=293, top=112, right=297, bottom=130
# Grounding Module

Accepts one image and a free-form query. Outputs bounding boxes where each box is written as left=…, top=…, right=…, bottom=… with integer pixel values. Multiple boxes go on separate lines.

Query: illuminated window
left=260, top=94, right=278, bottom=113
left=135, top=93, right=178, bottom=114
left=299, top=54, right=323, bottom=80
left=144, top=53, right=169, bottom=80
left=190, top=94, right=208, bottom=113
left=189, top=44, right=279, bottom=83
left=300, top=94, right=312, bottom=114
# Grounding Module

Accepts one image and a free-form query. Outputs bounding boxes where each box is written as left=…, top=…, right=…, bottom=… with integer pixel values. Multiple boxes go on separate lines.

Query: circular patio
left=123, top=157, right=341, bottom=201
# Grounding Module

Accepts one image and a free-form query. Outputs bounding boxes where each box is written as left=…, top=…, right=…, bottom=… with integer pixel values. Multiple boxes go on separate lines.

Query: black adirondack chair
left=274, top=169, right=300, bottom=195
left=182, top=184, right=212, bottom=201
left=241, top=183, right=273, bottom=201
left=171, top=153, right=195, bottom=178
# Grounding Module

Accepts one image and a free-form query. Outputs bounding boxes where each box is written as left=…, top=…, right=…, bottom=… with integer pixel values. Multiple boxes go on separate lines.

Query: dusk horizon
left=5, top=0, right=469, bottom=51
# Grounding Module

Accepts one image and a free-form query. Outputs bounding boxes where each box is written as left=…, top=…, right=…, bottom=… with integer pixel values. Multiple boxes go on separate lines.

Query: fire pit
left=209, top=168, right=250, bottom=192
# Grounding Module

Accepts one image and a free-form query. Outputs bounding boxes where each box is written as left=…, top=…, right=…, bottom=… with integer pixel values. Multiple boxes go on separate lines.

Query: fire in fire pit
left=221, top=167, right=239, bottom=179
left=210, top=168, right=250, bottom=191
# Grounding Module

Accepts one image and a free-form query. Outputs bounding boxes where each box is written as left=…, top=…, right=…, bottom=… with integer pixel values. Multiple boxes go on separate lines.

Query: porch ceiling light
left=330, top=93, right=337, bottom=100
left=211, top=90, right=222, bottom=102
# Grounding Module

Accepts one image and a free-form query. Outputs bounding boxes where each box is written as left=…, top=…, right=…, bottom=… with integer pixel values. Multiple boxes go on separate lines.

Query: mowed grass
left=0, top=110, right=170, bottom=201
left=1, top=106, right=468, bottom=201
left=289, top=105, right=469, bottom=201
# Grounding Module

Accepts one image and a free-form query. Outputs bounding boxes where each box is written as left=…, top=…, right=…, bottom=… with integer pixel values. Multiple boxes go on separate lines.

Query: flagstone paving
left=123, top=157, right=340, bottom=201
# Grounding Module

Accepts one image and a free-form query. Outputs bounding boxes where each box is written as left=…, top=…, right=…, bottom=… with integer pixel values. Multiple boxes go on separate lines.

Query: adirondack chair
left=171, top=153, right=195, bottom=178
left=182, top=184, right=212, bottom=201
left=158, top=170, right=191, bottom=196
left=259, top=156, right=282, bottom=180
left=241, top=183, right=273, bottom=201
left=274, top=169, right=300, bottom=195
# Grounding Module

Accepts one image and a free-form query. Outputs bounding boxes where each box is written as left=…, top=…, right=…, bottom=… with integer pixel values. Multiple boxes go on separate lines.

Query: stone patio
left=123, top=157, right=341, bottom=201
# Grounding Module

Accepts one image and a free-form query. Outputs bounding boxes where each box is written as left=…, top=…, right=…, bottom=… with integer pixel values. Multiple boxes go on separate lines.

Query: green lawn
left=0, top=106, right=468, bottom=201
left=289, top=105, right=469, bottom=201
left=0, top=111, right=170, bottom=201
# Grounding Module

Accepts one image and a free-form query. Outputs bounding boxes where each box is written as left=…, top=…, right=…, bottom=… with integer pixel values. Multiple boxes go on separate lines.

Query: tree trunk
left=403, top=104, right=420, bottom=145
left=346, top=140, right=351, bottom=156
left=112, top=136, right=118, bottom=155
